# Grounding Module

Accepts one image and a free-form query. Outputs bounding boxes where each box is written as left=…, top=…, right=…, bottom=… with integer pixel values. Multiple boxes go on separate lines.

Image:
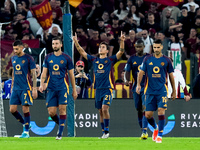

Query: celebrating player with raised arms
left=10, top=40, right=37, bottom=138
left=73, top=31, right=125, bottom=139
left=136, top=39, right=176, bottom=143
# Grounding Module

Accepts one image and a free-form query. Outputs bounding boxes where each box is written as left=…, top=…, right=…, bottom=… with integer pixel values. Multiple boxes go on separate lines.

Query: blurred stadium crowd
left=1, top=0, right=200, bottom=98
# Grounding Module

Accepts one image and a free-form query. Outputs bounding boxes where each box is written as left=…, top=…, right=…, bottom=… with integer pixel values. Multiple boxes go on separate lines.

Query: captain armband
left=119, top=48, right=125, bottom=52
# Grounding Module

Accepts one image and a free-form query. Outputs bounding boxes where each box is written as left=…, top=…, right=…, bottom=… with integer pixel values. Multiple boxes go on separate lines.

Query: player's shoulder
left=24, top=53, right=34, bottom=61
left=162, top=55, right=171, bottom=62
left=144, top=54, right=153, bottom=61
left=61, top=52, right=72, bottom=61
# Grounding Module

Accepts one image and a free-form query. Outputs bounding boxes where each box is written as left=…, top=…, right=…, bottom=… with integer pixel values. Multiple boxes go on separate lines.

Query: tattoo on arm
left=31, top=69, right=37, bottom=88
left=119, top=48, right=125, bottom=52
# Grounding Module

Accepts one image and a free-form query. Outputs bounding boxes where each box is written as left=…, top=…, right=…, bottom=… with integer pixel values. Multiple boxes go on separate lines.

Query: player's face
left=13, top=45, right=23, bottom=56
left=52, top=40, right=62, bottom=52
left=98, top=44, right=108, bottom=55
left=153, top=43, right=163, bottom=55
left=135, top=44, right=144, bottom=56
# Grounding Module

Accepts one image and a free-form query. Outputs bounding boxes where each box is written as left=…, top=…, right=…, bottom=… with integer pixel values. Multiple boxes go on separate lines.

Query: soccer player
left=39, top=37, right=77, bottom=140
left=136, top=39, right=176, bottom=143
left=124, top=39, right=149, bottom=139
left=10, top=40, right=38, bottom=138
left=73, top=31, right=125, bottom=139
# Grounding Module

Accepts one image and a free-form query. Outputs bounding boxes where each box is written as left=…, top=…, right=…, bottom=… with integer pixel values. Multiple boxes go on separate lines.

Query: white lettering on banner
left=75, top=113, right=98, bottom=128
left=180, top=113, right=200, bottom=128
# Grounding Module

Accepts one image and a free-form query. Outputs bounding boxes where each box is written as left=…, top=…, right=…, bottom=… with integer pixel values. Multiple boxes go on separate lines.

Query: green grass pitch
left=0, top=137, right=200, bottom=150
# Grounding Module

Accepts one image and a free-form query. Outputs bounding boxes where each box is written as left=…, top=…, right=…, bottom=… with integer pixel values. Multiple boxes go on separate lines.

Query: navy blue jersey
left=124, top=54, right=149, bottom=92
left=87, top=54, right=118, bottom=89
left=43, top=53, right=74, bottom=91
left=11, top=54, right=36, bottom=90
left=3, top=79, right=12, bottom=99
left=140, top=54, right=174, bottom=95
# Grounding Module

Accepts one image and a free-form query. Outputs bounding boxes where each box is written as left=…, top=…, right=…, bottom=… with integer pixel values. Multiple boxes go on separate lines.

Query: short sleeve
left=87, top=54, right=95, bottom=62
left=29, top=56, right=36, bottom=70
left=140, top=57, right=147, bottom=72
left=167, top=58, right=174, bottom=73
left=124, top=57, right=132, bottom=72
left=67, top=57, right=74, bottom=70
left=43, top=56, right=48, bottom=68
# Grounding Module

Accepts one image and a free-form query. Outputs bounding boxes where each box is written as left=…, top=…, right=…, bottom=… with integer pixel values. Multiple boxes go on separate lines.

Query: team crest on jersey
left=13, top=61, right=16, bottom=63
left=22, top=60, right=25, bottom=64
left=60, top=60, right=64, bottom=64
left=161, top=62, right=165, bottom=66
left=104, top=60, right=108, bottom=63
left=98, top=64, right=104, bottom=69
left=95, top=61, right=99, bottom=64
left=133, top=61, right=137, bottom=64
left=49, top=60, right=53, bottom=63
left=149, top=62, right=153, bottom=65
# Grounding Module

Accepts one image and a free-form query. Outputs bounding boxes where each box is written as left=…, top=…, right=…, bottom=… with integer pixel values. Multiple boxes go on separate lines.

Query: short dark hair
left=12, top=40, right=23, bottom=46
left=52, top=37, right=62, bottom=43
left=8, top=67, right=13, bottom=77
left=135, top=39, right=144, bottom=45
left=100, top=41, right=109, bottom=50
left=153, top=39, right=162, bottom=45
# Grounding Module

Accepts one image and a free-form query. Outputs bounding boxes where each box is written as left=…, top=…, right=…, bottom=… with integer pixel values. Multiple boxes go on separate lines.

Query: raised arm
left=68, top=69, right=78, bottom=100
left=31, top=68, right=38, bottom=99
left=73, top=33, right=88, bottom=60
left=116, top=31, right=125, bottom=60
left=39, top=67, right=48, bottom=93
left=169, top=72, right=176, bottom=100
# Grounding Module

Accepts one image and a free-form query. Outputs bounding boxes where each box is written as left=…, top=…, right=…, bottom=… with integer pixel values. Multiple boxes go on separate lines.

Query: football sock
left=58, top=115, right=66, bottom=136
left=101, top=122, right=105, bottom=134
left=104, top=119, right=110, bottom=134
left=158, top=115, right=165, bottom=137
left=138, top=111, right=143, bottom=129
left=147, top=117, right=157, bottom=129
left=51, top=114, right=59, bottom=125
left=12, top=111, right=24, bottom=124
left=24, top=112, right=30, bottom=132
left=142, top=112, right=148, bottom=134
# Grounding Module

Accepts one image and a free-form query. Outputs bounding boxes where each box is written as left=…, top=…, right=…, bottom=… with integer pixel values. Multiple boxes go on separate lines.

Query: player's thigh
left=95, top=89, right=103, bottom=109
left=10, top=90, right=21, bottom=105
left=145, top=94, right=157, bottom=111
left=156, top=93, right=168, bottom=110
left=20, top=90, right=33, bottom=106
left=133, top=92, right=143, bottom=111
left=58, top=89, right=68, bottom=105
left=46, top=90, right=58, bottom=107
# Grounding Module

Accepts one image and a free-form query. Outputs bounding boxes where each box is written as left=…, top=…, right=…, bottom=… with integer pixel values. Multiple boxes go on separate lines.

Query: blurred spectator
left=183, top=0, right=199, bottom=12
left=104, top=24, right=112, bottom=34
left=36, top=23, right=63, bottom=42
left=165, top=17, right=176, bottom=37
left=75, top=60, right=92, bottom=99
left=178, top=30, right=187, bottom=45
left=125, top=30, right=137, bottom=59
left=2, top=67, right=13, bottom=99
left=96, top=18, right=105, bottom=34
left=101, top=11, right=111, bottom=25
left=141, top=29, right=153, bottom=54
left=192, top=68, right=200, bottom=98
left=0, top=0, right=15, bottom=22
left=111, top=16, right=121, bottom=39
left=188, top=2, right=197, bottom=22
left=111, top=1, right=128, bottom=21
left=191, top=35, right=200, bottom=54
left=44, top=26, right=62, bottom=54
left=87, top=29, right=102, bottom=56
left=126, top=0, right=133, bottom=11
left=100, top=32, right=109, bottom=43
left=157, top=31, right=170, bottom=56
left=177, top=6, right=190, bottom=38
left=16, top=1, right=27, bottom=17
left=142, top=13, right=161, bottom=32
left=3, top=25, right=14, bottom=40
left=72, top=10, right=86, bottom=32
left=115, top=69, right=125, bottom=83
left=50, top=0, right=62, bottom=22
left=86, top=0, right=104, bottom=28
left=135, top=0, right=148, bottom=16
left=146, top=2, right=160, bottom=24
left=185, top=28, right=197, bottom=58
left=126, top=5, right=144, bottom=26
left=191, top=15, right=200, bottom=35
left=52, top=11, right=61, bottom=27
left=21, top=20, right=34, bottom=37
left=161, top=6, right=180, bottom=32
left=21, top=30, right=35, bottom=40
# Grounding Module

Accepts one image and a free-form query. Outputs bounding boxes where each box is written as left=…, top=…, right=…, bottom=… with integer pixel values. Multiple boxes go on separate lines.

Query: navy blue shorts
left=133, top=92, right=145, bottom=111
left=95, top=89, right=113, bottom=109
left=46, top=89, right=68, bottom=107
left=145, top=92, right=168, bottom=111
left=10, top=90, right=33, bottom=106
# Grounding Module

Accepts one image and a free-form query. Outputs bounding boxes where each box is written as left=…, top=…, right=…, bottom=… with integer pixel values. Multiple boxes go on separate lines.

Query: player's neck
left=99, top=54, right=107, bottom=58
left=154, top=53, right=163, bottom=58
left=17, top=52, right=25, bottom=57
left=54, top=50, right=62, bottom=56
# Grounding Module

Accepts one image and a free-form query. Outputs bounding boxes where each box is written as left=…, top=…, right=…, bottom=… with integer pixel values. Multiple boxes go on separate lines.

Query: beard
left=53, top=48, right=60, bottom=52
left=155, top=51, right=160, bottom=55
